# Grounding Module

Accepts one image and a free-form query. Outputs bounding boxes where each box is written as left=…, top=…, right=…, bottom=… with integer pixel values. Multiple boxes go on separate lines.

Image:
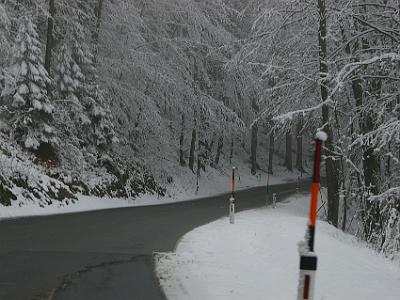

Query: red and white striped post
left=297, top=131, right=327, bottom=300
left=229, top=167, right=236, bottom=224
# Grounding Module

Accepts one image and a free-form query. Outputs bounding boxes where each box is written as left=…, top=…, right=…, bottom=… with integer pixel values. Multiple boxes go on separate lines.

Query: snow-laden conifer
left=10, top=16, right=55, bottom=150
left=84, top=94, right=117, bottom=148
left=71, top=31, right=116, bottom=149
left=55, top=44, right=84, bottom=96
left=0, top=4, right=10, bottom=95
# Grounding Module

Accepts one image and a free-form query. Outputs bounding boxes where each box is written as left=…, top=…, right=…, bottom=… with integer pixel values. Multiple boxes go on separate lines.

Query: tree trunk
left=196, top=156, right=201, bottom=193
left=398, top=96, right=400, bottom=161
left=179, top=114, right=186, bottom=166
left=362, top=100, right=381, bottom=241
left=93, top=0, right=104, bottom=64
left=44, top=0, right=55, bottom=76
left=318, top=0, right=340, bottom=227
left=348, top=8, right=381, bottom=238
left=339, top=24, right=355, bottom=233
left=206, top=134, right=215, bottom=166
left=295, top=117, right=304, bottom=173
left=341, top=196, right=347, bottom=231
left=363, top=141, right=381, bottom=241
left=198, top=140, right=206, bottom=172
left=386, top=144, right=391, bottom=181
left=351, top=62, right=378, bottom=239
left=94, top=0, right=104, bottom=43
left=196, top=140, right=206, bottom=192
left=250, top=123, right=258, bottom=175
left=284, top=129, right=293, bottom=171
left=363, top=145, right=380, bottom=195
left=268, top=130, right=274, bottom=174
left=188, top=127, right=196, bottom=172
left=214, top=136, right=223, bottom=166
left=363, top=78, right=381, bottom=196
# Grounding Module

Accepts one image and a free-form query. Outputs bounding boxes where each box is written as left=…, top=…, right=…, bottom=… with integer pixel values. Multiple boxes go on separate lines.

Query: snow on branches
left=55, top=44, right=84, bottom=96
left=10, top=16, right=55, bottom=150
left=0, top=4, right=11, bottom=95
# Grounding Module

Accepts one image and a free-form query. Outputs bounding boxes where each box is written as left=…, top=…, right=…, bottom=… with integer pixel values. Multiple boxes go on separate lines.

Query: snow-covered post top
left=315, top=131, right=328, bottom=142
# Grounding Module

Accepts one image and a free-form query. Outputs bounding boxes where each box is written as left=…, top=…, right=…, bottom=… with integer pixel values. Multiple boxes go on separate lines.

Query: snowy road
left=0, top=180, right=307, bottom=300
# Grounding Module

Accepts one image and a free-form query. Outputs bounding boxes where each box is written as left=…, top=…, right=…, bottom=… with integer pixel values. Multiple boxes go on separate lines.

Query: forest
left=0, top=0, right=399, bottom=259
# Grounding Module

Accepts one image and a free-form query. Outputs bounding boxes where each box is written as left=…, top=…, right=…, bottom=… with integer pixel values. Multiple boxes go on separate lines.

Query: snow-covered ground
left=0, top=159, right=302, bottom=220
left=156, top=194, right=400, bottom=300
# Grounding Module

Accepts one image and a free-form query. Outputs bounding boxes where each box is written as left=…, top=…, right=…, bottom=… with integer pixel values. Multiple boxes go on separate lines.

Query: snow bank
left=156, top=195, right=400, bottom=300
left=0, top=157, right=301, bottom=220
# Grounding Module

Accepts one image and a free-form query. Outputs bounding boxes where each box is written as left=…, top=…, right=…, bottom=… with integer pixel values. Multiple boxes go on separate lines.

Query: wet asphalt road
left=0, top=180, right=310, bottom=300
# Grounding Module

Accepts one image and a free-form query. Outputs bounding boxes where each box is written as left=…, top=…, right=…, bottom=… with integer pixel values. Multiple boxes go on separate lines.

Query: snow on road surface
left=156, top=194, right=400, bottom=300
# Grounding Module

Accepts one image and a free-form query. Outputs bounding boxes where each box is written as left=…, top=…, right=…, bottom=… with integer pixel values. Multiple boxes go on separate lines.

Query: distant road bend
left=0, top=180, right=310, bottom=300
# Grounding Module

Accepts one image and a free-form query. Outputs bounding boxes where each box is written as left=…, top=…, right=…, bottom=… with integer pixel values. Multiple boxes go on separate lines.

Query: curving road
left=0, top=180, right=310, bottom=300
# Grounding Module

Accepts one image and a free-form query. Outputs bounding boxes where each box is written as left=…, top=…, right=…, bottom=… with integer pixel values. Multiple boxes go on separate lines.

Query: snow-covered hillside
left=156, top=194, right=400, bottom=300
left=0, top=0, right=310, bottom=213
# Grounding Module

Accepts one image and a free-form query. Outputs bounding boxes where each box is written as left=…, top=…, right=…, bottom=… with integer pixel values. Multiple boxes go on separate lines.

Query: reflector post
left=303, top=275, right=310, bottom=299
left=297, top=132, right=326, bottom=300
left=229, top=167, right=236, bottom=224
left=231, top=167, right=235, bottom=197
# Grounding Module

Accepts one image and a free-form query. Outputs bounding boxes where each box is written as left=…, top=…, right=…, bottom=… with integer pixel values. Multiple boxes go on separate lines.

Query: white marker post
left=297, top=131, right=327, bottom=300
left=229, top=167, right=236, bottom=224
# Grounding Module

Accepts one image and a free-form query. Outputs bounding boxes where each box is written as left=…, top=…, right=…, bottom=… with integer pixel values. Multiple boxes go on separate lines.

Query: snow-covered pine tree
left=0, top=4, right=10, bottom=95
left=55, top=44, right=84, bottom=96
left=71, top=31, right=116, bottom=150
left=53, top=42, right=86, bottom=149
left=10, top=16, right=56, bottom=153
left=70, top=30, right=96, bottom=96
left=85, top=94, right=117, bottom=149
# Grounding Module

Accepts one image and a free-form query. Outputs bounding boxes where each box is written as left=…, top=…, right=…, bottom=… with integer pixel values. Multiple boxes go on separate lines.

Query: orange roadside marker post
left=297, top=131, right=327, bottom=300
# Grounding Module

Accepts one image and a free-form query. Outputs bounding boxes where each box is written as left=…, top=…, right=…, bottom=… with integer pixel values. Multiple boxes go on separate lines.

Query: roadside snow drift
left=156, top=195, right=400, bottom=300
left=0, top=165, right=296, bottom=220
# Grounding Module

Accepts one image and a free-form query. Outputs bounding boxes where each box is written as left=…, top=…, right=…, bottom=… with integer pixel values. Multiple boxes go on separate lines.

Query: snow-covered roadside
left=156, top=194, right=400, bottom=300
left=0, top=162, right=301, bottom=220
left=136, top=161, right=302, bottom=206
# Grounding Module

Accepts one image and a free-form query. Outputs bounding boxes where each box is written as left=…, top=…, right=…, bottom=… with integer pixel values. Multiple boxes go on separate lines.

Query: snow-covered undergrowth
left=0, top=136, right=76, bottom=207
left=156, top=195, right=400, bottom=300
left=0, top=132, right=164, bottom=219
left=0, top=147, right=301, bottom=220
left=148, top=153, right=303, bottom=205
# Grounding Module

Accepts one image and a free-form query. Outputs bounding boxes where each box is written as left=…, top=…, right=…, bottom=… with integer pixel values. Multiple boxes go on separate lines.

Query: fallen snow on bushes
left=0, top=162, right=299, bottom=220
left=156, top=194, right=400, bottom=300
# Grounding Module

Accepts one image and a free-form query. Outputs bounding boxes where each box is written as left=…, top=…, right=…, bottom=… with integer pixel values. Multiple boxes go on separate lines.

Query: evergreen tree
left=85, top=94, right=116, bottom=148
left=71, top=31, right=96, bottom=97
left=53, top=42, right=87, bottom=148
left=10, top=16, right=55, bottom=150
left=0, top=4, right=10, bottom=94
left=71, top=31, right=116, bottom=149
left=55, top=44, right=84, bottom=96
